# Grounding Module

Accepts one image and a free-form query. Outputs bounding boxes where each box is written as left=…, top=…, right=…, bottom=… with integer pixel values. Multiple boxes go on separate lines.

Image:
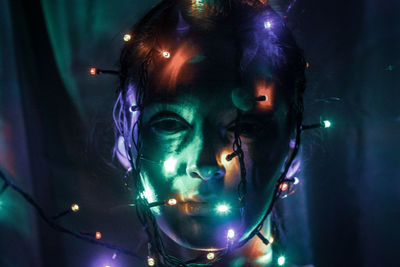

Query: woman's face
left=136, top=40, right=294, bottom=250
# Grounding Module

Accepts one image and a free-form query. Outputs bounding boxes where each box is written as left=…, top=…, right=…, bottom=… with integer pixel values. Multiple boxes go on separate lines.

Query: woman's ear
left=116, top=136, right=132, bottom=170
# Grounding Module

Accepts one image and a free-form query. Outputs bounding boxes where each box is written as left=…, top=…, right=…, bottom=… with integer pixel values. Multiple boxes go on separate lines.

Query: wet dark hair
left=113, top=0, right=306, bottom=265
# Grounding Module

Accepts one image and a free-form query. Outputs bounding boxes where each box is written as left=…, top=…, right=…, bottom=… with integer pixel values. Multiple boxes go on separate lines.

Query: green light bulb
left=277, top=256, right=286, bottom=266
left=163, top=157, right=177, bottom=174
left=216, top=203, right=231, bottom=214
left=323, top=120, right=332, bottom=128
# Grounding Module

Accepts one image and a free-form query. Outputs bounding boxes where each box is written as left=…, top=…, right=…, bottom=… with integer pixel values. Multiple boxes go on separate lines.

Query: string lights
left=277, top=255, right=286, bottom=266
left=89, top=67, right=119, bottom=76
left=95, top=231, right=102, bottom=240
left=264, top=21, right=272, bottom=29
left=301, top=119, right=332, bottom=130
left=256, top=231, right=273, bottom=246
left=216, top=203, right=231, bottom=214
left=147, top=256, right=156, bottom=266
left=166, top=198, right=177, bottom=206
left=123, top=33, right=132, bottom=42
left=206, top=252, right=215, bottom=261
left=162, top=51, right=171, bottom=58
left=0, top=2, right=335, bottom=266
left=227, top=229, right=235, bottom=240
left=52, top=203, right=80, bottom=220
left=163, top=157, right=177, bottom=173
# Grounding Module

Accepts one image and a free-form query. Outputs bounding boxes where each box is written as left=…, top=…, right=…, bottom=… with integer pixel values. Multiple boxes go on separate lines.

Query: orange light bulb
left=280, top=182, right=289, bottom=191
left=95, top=231, right=102, bottom=240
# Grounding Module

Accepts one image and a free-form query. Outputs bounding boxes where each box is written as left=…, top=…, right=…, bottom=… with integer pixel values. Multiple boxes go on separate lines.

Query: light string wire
left=0, top=168, right=145, bottom=261
left=0, top=2, right=310, bottom=265
left=124, top=52, right=306, bottom=267
left=126, top=47, right=225, bottom=267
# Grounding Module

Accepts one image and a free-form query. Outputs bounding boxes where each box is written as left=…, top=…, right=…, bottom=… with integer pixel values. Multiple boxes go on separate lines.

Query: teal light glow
left=264, top=21, right=272, bottom=29
left=216, top=203, right=231, bottom=214
left=163, top=156, right=177, bottom=174
left=140, top=174, right=161, bottom=215
left=323, top=120, right=332, bottom=128
left=277, top=256, right=286, bottom=266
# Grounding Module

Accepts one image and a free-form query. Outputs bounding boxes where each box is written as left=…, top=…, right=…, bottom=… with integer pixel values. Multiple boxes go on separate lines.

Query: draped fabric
left=0, top=0, right=399, bottom=266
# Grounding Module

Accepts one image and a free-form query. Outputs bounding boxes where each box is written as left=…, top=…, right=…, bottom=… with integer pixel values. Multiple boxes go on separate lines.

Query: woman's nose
left=187, top=166, right=225, bottom=181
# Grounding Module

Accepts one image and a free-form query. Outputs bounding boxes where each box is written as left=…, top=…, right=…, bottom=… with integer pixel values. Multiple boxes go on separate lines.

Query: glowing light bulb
left=323, top=120, right=332, bottom=128
left=162, top=51, right=170, bottom=58
left=163, top=157, right=177, bottom=173
left=95, top=231, right=102, bottom=240
left=216, top=203, right=230, bottom=214
left=70, top=203, right=79, bottom=212
left=206, top=252, right=215, bottom=260
left=264, top=21, right=272, bottom=29
left=105, top=265, right=111, bottom=267
left=277, top=256, right=286, bottom=266
left=280, top=182, right=289, bottom=191
left=123, top=33, right=132, bottom=42
left=147, top=257, right=155, bottom=266
left=167, top=198, right=177, bottom=206
left=227, top=229, right=235, bottom=240
left=89, top=67, right=97, bottom=75
left=306, top=62, right=310, bottom=68
left=293, top=177, right=299, bottom=185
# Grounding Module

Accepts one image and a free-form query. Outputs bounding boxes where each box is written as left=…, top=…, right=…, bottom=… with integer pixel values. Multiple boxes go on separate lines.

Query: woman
left=113, top=0, right=306, bottom=265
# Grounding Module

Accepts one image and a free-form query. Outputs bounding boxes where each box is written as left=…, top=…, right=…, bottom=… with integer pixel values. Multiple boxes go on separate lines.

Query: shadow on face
left=136, top=34, right=295, bottom=250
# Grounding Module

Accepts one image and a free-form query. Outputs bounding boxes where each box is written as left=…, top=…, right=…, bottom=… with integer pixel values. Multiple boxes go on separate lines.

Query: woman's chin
left=158, top=214, right=245, bottom=251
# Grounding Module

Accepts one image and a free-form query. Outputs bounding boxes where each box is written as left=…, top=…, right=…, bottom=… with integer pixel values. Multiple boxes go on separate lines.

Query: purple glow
left=264, top=21, right=272, bottom=29
left=227, top=229, right=235, bottom=239
left=289, top=139, right=296, bottom=149
left=286, top=158, right=301, bottom=178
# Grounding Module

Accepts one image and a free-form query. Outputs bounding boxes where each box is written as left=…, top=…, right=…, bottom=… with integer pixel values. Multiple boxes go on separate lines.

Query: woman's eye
left=149, top=112, right=190, bottom=135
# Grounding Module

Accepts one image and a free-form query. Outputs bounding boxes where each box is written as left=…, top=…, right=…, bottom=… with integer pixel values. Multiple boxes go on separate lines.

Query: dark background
left=0, top=0, right=399, bottom=266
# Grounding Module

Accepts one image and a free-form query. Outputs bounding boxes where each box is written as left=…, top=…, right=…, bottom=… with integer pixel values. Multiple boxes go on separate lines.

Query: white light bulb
left=278, top=256, right=286, bottom=266
left=216, top=203, right=230, bottom=214
left=323, top=120, right=332, bottom=128
left=227, top=229, right=235, bottom=239
left=163, top=157, right=177, bottom=173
